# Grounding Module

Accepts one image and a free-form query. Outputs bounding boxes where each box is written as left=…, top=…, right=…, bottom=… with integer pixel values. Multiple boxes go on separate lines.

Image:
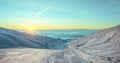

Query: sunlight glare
left=27, top=27, right=36, bottom=33
left=28, top=27, right=33, bottom=31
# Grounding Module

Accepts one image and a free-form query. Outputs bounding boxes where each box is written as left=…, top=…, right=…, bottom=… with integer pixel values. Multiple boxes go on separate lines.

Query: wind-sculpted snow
left=40, top=25, right=120, bottom=63
left=0, top=27, right=67, bottom=49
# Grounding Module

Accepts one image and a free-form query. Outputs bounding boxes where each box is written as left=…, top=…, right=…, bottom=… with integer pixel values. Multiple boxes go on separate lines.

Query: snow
left=0, top=48, right=62, bottom=63
left=40, top=25, right=120, bottom=63
left=0, top=27, right=67, bottom=49
left=0, top=25, right=120, bottom=63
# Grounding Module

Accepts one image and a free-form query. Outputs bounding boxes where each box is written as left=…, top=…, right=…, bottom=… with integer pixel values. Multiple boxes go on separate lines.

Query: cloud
left=34, top=0, right=57, bottom=17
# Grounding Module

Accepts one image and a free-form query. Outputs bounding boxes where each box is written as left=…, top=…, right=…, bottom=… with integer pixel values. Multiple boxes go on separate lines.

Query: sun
left=28, top=27, right=33, bottom=31
left=27, top=27, right=35, bottom=33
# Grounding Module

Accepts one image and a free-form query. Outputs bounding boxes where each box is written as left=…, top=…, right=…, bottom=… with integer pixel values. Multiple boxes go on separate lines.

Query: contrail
left=34, top=0, right=56, bottom=17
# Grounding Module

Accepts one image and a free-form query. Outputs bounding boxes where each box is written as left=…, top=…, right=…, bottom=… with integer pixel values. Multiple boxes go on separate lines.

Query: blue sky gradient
left=0, top=0, right=120, bottom=29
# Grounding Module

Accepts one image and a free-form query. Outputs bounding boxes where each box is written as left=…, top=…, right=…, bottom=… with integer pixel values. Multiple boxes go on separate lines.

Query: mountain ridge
left=0, top=27, right=67, bottom=49
left=41, top=25, right=120, bottom=63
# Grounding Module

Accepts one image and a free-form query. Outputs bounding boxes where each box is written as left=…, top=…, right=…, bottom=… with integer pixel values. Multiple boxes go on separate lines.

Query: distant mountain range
left=41, top=25, right=120, bottom=63
left=0, top=27, right=67, bottom=49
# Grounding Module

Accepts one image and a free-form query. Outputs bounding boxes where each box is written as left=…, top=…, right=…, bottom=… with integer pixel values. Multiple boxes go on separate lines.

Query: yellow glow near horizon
left=28, top=27, right=33, bottom=31
left=26, top=27, right=36, bottom=33
left=0, top=23, right=116, bottom=30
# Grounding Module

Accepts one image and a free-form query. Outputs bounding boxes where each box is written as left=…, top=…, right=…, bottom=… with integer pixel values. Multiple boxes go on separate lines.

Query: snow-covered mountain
left=0, top=27, right=67, bottom=49
left=0, top=25, right=120, bottom=63
left=41, top=25, right=120, bottom=63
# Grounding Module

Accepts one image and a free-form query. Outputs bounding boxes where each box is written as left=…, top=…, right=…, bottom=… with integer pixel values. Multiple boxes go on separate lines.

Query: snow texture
left=0, top=25, right=120, bottom=63
left=41, top=25, right=120, bottom=63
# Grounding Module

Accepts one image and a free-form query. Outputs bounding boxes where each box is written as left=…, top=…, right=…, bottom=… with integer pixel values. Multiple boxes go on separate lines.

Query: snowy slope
left=41, top=25, right=120, bottom=63
left=0, top=48, right=62, bottom=63
left=0, top=25, right=120, bottom=63
left=0, top=27, right=67, bottom=49
left=68, top=25, right=120, bottom=56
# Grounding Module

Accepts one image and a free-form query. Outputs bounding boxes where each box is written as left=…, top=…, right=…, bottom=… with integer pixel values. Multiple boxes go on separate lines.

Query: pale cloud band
left=34, top=0, right=57, bottom=17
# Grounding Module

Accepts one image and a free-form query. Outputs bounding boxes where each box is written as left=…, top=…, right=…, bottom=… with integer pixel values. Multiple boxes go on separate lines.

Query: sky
left=0, top=0, right=120, bottom=30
